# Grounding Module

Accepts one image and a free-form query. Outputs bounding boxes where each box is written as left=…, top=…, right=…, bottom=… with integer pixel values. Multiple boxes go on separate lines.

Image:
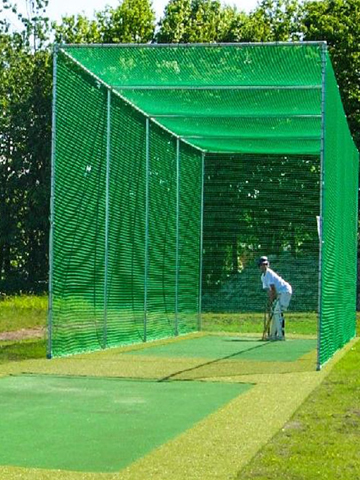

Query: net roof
left=60, top=43, right=327, bottom=155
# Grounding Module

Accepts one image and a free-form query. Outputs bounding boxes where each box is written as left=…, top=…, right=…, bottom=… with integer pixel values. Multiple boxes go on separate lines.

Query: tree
left=156, top=0, right=192, bottom=43
left=53, top=15, right=101, bottom=44
left=302, top=0, right=360, bottom=149
left=245, top=0, right=303, bottom=42
left=98, top=0, right=155, bottom=43
left=0, top=0, right=52, bottom=292
left=156, top=0, right=245, bottom=43
left=54, top=0, right=155, bottom=44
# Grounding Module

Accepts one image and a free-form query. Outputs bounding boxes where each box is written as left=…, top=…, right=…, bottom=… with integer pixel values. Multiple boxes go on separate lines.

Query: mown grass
left=0, top=294, right=47, bottom=333
left=238, top=338, right=360, bottom=479
left=202, top=311, right=318, bottom=335
left=0, top=295, right=47, bottom=363
left=0, top=338, right=46, bottom=364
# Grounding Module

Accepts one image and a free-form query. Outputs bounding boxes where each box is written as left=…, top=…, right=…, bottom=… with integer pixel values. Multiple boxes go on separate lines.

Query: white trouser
left=270, top=292, right=292, bottom=338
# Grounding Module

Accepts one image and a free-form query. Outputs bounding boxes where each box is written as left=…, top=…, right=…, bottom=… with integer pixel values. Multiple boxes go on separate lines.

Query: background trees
left=0, top=0, right=51, bottom=292
left=0, top=0, right=359, bottom=295
left=301, top=0, right=360, bottom=147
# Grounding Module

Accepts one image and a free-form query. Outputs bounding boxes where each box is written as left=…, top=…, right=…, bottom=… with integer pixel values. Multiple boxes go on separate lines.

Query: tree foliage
left=301, top=0, right=360, bottom=147
left=53, top=15, right=101, bottom=44
left=245, top=0, right=303, bottom=41
left=156, top=0, right=250, bottom=43
left=54, top=0, right=155, bottom=44
left=0, top=0, right=52, bottom=293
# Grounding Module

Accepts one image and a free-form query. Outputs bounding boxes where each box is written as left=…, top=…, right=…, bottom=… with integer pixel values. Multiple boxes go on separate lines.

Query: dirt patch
left=0, top=328, right=45, bottom=341
left=282, top=420, right=304, bottom=432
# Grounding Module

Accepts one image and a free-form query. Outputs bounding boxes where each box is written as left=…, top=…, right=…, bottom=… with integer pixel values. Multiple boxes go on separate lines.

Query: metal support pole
left=317, top=42, right=327, bottom=371
left=47, top=46, right=58, bottom=359
left=198, top=152, right=205, bottom=331
left=104, top=89, right=111, bottom=349
left=175, top=138, right=180, bottom=336
left=144, top=118, right=150, bottom=342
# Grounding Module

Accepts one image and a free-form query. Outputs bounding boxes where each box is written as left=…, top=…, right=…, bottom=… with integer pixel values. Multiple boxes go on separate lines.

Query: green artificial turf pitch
left=0, top=374, right=251, bottom=473
left=124, top=335, right=317, bottom=362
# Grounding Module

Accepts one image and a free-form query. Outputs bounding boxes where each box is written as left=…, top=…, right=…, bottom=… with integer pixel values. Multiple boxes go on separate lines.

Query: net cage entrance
left=49, top=43, right=359, bottom=369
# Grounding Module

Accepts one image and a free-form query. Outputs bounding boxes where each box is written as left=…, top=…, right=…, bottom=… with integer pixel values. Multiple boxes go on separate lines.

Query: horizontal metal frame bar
left=151, top=114, right=322, bottom=119
left=61, top=41, right=327, bottom=48
left=114, top=85, right=322, bottom=91
left=205, top=150, right=321, bottom=155
left=180, top=135, right=321, bottom=140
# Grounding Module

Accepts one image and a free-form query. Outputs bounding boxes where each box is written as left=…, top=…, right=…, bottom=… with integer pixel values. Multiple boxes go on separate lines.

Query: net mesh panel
left=202, top=153, right=320, bottom=314
left=319, top=52, right=359, bottom=366
left=52, top=50, right=202, bottom=356
left=64, top=44, right=321, bottom=86
left=53, top=54, right=107, bottom=355
left=147, top=123, right=177, bottom=340
left=51, top=44, right=358, bottom=366
left=106, top=96, right=146, bottom=347
left=64, top=44, right=323, bottom=155
left=178, top=143, right=202, bottom=334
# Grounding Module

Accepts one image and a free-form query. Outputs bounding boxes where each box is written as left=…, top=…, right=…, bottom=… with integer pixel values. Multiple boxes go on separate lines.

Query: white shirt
left=261, top=267, right=292, bottom=294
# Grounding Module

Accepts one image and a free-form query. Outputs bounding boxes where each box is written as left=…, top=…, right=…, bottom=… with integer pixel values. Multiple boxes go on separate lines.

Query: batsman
left=258, top=256, right=292, bottom=341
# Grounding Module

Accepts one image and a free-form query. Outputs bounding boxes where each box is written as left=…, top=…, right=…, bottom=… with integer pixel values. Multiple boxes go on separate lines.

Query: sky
left=11, top=0, right=260, bottom=26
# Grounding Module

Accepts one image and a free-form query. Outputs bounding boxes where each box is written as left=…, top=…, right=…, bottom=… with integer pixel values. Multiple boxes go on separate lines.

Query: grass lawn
left=0, top=294, right=47, bottom=333
left=0, top=295, right=47, bottom=363
left=202, top=311, right=318, bottom=335
left=0, top=338, right=46, bottom=364
left=238, top=337, right=360, bottom=479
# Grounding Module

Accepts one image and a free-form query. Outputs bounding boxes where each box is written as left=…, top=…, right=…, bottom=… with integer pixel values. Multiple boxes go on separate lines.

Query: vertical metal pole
left=103, top=89, right=111, bottom=349
left=354, top=152, right=360, bottom=338
left=175, top=138, right=180, bottom=336
left=47, top=45, right=58, bottom=359
left=198, top=152, right=205, bottom=331
left=317, top=42, right=327, bottom=371
left=144, top=118, right=150, bottom=342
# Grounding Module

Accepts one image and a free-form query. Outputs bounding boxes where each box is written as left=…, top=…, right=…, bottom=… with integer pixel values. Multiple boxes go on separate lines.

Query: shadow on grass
left=0, top=338, right=46, bottom=363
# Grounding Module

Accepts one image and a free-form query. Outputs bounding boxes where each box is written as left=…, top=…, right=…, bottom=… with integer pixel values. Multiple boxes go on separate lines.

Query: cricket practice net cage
left=49, top=43, right=358, bottom=369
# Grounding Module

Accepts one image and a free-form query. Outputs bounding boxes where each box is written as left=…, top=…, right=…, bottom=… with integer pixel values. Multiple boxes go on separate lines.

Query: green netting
left=106, top=97, right=147, bottom=347
left=52, top=54, right=108, bottom=355
left=115, top=88, right=322, bottom=117
left=49, top=43, right=358, bottom=368
left=319, top=56, right=359, bottom=366
left=202, top=153, right=320, bottom=314
left=51, top=49, right=203, bottom=357
left=63, top=44, right=322, bottom=87
left=189, top=137, right=321, bottom=155
left=63, top=44, right=324, bottom=155
left=178, top=143, right=203, bottom=334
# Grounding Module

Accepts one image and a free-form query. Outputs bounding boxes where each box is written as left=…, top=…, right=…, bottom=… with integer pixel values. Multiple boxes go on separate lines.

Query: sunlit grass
left=0, top=294, right=47, bottom=333
left=238, top=338, right=360, bottom=480
left=0, top=338, right=46, bottom=364
left=202, top=311, right=318, bottom=335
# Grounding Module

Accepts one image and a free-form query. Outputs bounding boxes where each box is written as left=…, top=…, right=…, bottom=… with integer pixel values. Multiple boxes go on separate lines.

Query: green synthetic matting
left=124, top=335, right=317, bottom=362
left=0, top=374, right=251, bottom=473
